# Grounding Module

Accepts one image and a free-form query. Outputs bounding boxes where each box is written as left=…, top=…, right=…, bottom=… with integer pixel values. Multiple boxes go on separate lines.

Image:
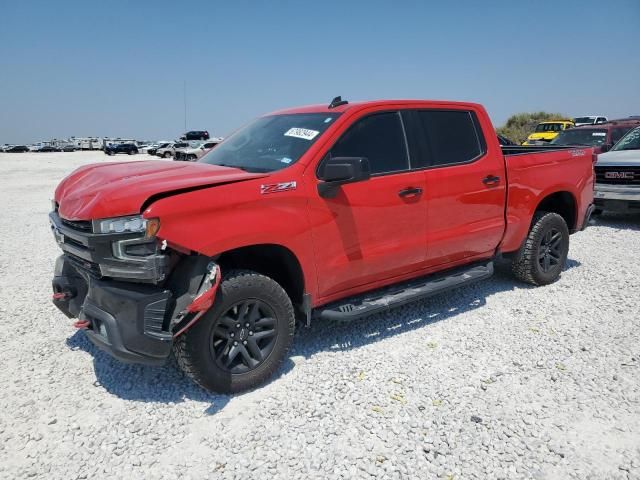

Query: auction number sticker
left=284, top=128, right=320, bottom=140
left=592, top=132, right=606, bottom=136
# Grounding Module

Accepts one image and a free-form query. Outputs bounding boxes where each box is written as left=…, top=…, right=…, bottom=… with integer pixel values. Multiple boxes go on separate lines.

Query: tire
left=163, top=152, right=172, bottom=158
left=127, top=150, right=133, bottom=155
left=174, top=270, right=295, bottom=393
left=512, top=212, right=570, bottom=286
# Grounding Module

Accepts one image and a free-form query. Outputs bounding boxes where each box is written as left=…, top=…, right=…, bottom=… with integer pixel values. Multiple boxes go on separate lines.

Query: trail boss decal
left=260, top=181, right=297, bottom=194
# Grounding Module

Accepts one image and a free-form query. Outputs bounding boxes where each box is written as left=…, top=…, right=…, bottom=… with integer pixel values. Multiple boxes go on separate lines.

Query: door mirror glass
left=318, top=157, right=370, bottom=197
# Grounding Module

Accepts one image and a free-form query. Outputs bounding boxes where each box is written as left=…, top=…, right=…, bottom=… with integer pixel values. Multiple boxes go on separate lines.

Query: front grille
left=65, top=253, right=102, bottom=277
left=595, top=166, right=640, bottom=185
left=61, top=218, right=93, bottom=232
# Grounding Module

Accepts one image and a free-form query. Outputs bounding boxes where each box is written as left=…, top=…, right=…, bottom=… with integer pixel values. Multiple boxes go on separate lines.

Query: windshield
left=573, top=117, right=595, bottom=124
left=535, top=123, right=564, bottom=132
left=199, top=113, right=340, bottom=173
left=550, top=129, right=607, bottom=146
left=611, top=127, right=640, bottom=151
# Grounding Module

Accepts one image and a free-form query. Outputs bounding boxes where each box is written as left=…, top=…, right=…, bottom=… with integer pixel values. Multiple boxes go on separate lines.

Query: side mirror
left=600, top=144, right=612, bottom=153
left=317, top=156, right=370, bottom=198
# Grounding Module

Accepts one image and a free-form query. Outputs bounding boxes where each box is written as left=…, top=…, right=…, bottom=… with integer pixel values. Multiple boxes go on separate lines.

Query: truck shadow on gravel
left=66, top=332, right=296, bottom=411
left=289, top=264, right=579, bottom=359
left=591, top=213, right=640, bottom=231
left=65, top=262, right=581, bottom=412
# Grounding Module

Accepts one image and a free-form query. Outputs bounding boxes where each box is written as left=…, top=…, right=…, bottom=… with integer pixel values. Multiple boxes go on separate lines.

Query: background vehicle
left=147, top=142, right=171, bottom=156
left=155, top=142, right=180, bottom=158
left=572, top=116, right=608, bottom=127
left=550, top=121, right=640, bottom=153
left=593, top=126, right=640, bottom=215
left=159, top=141, right=189, bottom=158
left=4, top=145, right=30, bottom=152
left=38, top=145, right=61, bottom=152
left=104, top=143, right=138, bottom=155
left=181, top=130, right=210, bottom=141
left=61, top=145, right=77, bottom=152
left=523, top=121, right=574, bottom=145
left=50, top=99, right=594, bottom=394
left=174, top=140, right=221, bottom=161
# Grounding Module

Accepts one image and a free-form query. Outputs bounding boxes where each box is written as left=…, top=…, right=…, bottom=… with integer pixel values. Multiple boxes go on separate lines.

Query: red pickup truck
left=50, top=98, right=595, bottom=393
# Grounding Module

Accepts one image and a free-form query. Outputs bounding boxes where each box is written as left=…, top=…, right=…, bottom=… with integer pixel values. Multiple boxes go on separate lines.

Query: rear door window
left=330, top=112, right=409, bottom=175
left=407, top=110, right=485, bottom=167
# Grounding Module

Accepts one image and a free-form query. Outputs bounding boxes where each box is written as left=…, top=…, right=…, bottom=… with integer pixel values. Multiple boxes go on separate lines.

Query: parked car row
left=148, top=139, right=222, bottom=161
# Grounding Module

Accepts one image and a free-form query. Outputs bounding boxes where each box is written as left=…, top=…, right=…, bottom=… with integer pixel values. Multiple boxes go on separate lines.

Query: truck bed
left=499, top=145, right=595, bottom=253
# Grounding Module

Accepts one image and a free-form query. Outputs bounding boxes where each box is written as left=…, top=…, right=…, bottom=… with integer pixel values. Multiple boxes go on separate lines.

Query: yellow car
left=523, top=121, right=574, bottom=145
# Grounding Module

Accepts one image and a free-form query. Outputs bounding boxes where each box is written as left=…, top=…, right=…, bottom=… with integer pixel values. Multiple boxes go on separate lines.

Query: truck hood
left=596, top=149, right=640, bottom=166
left=55, top=160, right=266, bottom=220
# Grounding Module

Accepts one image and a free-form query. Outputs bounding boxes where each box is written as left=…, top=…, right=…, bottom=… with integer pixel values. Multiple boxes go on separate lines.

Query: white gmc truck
left=594, top=126, right=640, bottom=215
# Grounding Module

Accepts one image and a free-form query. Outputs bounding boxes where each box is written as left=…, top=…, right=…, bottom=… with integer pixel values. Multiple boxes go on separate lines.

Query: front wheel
left=163, top=152, right=172, bottom=158
left=511, top=212, right=570, bottom=286
left=174, top=270, right=295, bottom=393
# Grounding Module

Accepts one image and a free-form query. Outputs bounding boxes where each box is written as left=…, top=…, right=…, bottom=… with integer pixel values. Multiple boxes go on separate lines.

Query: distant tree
left=497, top=112, right=572, bottom=144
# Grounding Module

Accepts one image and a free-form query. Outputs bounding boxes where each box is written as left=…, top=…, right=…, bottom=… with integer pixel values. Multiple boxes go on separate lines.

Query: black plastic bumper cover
left=53, top=255, right=173, bottom=365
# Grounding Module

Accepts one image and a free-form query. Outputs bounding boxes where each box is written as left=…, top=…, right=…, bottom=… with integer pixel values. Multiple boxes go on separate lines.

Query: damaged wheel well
left=217, top=244, right=305, bottom=307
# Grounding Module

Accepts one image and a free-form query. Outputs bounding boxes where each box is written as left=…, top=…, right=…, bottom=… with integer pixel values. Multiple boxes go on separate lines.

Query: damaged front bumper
left=52, top=253, right=221, bottom=365
left=53, top=255, right=174, bottom=364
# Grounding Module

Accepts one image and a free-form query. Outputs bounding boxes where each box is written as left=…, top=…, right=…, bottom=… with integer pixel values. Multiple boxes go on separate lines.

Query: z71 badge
left=260, top=181, right=297, bottom=194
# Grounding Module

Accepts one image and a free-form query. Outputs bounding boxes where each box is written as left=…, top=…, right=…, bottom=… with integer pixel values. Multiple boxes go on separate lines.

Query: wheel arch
left=533, top=190, right=578, bottom=232
left=216, top=243, right=305, bottom=308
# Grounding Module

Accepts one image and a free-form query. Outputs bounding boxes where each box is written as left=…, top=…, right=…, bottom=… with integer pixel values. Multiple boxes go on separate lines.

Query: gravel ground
left=1, top=151, right=639, bottom=480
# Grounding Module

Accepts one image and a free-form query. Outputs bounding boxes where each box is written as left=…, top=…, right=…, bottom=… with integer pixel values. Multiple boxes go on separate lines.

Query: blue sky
left=1, top=0, right=639, bottom=144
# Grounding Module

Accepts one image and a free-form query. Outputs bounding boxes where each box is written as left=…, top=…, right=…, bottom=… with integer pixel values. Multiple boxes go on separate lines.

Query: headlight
left=95, top=215, right=159, bottom=237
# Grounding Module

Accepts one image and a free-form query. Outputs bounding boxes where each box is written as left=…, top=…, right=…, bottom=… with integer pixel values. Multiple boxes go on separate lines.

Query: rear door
left=403, top=109, right=506, bottom=268
left=308, top=110, right=428, bottom=299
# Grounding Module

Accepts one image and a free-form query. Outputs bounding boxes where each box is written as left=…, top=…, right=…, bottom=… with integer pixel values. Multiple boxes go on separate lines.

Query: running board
left=315, top=261, right=494, bottom=322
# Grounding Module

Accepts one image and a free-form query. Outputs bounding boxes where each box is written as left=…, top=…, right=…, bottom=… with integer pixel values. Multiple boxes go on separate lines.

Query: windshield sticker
left=280, top=157, right=292, bottom=164
left=284, top=128, right=319, bottom=141
left=324, top=117, right=333, bottom=123
left=592, top=132, right=606, bottom=136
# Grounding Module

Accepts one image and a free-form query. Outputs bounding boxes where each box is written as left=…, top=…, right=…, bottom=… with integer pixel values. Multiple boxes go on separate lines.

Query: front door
left=306, top=111, right=428, bottom=299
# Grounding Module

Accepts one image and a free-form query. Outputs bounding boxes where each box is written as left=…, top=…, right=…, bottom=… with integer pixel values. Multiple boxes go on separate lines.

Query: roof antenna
left=328, top=96, right=348, bottom=109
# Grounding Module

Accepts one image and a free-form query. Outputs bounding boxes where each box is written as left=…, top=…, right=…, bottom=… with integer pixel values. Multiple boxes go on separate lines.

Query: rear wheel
left=174, top=270, right=295, bottom=393
left=512, top=212, right=569, bottom=286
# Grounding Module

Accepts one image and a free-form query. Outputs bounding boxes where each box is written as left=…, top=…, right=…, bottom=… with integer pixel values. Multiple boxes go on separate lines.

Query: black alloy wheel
left=211, top=300, right=278, bottom=373
left=538, top=227, right=563, bottom=273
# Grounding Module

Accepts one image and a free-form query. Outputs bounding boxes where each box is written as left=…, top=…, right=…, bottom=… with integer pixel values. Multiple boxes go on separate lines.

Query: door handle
left=398, top=187, right=423, bottom=197
left=482, top=175, right=501, bottom=186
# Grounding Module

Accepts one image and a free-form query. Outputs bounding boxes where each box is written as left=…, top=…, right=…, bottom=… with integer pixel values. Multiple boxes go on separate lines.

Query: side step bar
left=315, top=261, right=494, bottom=322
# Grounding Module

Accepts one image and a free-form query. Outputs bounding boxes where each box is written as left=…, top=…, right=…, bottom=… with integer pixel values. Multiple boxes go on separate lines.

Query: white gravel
left=1, top=151, right=639, bottom=480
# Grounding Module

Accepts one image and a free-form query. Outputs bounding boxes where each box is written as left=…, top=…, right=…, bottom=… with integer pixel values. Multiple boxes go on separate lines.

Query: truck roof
left=269, top=99, right=484, bottom=116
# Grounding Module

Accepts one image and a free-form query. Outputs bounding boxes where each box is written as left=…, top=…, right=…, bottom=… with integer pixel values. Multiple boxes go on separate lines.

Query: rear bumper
left=53, top=255, right=173, bottom=365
